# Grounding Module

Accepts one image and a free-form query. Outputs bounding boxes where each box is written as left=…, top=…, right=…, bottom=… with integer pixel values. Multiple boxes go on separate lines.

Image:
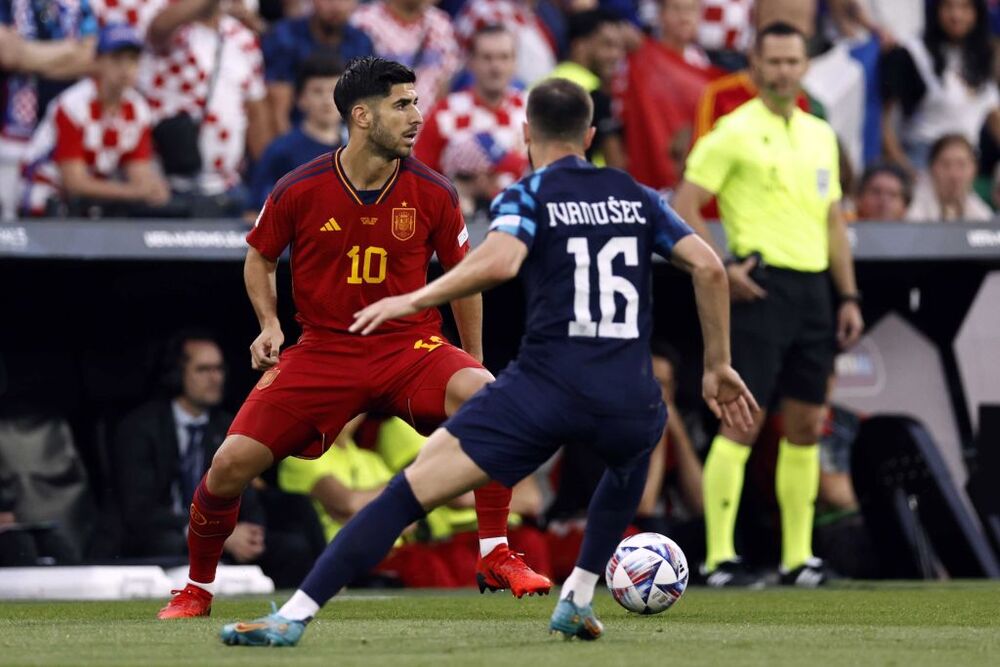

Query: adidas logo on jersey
left=321, top=218, right=341, bottom=232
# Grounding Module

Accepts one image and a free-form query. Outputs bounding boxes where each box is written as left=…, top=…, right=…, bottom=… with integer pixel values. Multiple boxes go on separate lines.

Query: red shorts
left=228, top=327, right=484, bottom=459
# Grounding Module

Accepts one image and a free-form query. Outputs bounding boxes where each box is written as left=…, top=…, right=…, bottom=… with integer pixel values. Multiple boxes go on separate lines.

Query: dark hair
left=159, top=328, right=219, bottom=396
left=650, top=339, right=681, bottom=371
left=929, top=132, right=977, bottom=165
left=295, top=53, right=345, bottom=98
left=469, top=23, right=514, bottom=55
left=333, top=57, right=416, bottom=123
left=859, top=162, right=913, bottom=205
left=526, top=78, right=593, bottom=143
left=567, top=8, right=620, bottom=43
left=754, top=21, right=807, bottom=52
left=925, top=0, right=992, bottom=88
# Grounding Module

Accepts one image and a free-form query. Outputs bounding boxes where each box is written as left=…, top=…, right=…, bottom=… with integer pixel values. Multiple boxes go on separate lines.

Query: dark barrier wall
left=2, top=221, right=1000, bottom=491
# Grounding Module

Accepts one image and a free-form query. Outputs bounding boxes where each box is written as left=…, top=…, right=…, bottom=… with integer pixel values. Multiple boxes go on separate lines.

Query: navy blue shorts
left=445, top=363, right=667, bottom=488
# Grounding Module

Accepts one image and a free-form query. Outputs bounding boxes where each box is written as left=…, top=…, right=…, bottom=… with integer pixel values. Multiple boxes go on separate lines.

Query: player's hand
left=702, top=364, right=759, bottom=432
left=837, top=301, right=864, bottom=350
left=350, top=295, right=420, bottom=335
left=223, top=522, right=265, bottom=563
left=250, top=324, right=283, bottom=370
left=726, top=257, right=767, bottom=302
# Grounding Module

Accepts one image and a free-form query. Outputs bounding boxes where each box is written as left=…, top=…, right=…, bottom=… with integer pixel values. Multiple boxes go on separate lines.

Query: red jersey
left=247, top=148, right=470, bottom=335
left=693, top=70, right=811, bottom=141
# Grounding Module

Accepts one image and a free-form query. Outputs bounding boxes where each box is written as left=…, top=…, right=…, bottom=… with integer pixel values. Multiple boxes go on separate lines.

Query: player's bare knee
left=406, top=429, right=488, bottom=508
left=782, top=401, right=826, bottom=444
left=445, top=367, right=494, bottom=415
left=206, top=435, right=273, bottom=497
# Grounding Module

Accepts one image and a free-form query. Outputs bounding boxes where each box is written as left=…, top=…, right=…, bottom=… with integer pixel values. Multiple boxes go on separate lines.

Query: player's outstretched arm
left=244, top=247, right=284, bottom=370
left=351, top=232, right=528, bottom=335
left=670, top=234, right=759, bottom=431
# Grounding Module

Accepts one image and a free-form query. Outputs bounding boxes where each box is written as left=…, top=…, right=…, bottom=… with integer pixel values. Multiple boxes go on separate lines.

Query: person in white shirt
left=907, top=133, right=993, bottom=222
left=141, top=0, right=271, bottom=213
left=881, top=0, right=1000, bottom=172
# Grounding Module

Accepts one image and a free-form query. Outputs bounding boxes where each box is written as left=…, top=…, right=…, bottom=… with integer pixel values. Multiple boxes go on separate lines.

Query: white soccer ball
left=605, top=532, right=689, bottom=614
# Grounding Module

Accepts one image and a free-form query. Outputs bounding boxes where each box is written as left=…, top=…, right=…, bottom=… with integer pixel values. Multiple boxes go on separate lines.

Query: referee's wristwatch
left=839, top=292, right=862, bottom=306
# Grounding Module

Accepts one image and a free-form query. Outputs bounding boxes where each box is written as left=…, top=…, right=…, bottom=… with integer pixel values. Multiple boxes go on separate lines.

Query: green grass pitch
left=1, top=582, right=998, bottom=666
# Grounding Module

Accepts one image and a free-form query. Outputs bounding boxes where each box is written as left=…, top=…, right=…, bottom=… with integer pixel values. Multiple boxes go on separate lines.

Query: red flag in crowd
left=619, top=39, right=723, bottom=191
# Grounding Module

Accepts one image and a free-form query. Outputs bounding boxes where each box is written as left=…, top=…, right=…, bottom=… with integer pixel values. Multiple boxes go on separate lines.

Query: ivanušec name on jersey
left=546, top=197, right=648, bottom=227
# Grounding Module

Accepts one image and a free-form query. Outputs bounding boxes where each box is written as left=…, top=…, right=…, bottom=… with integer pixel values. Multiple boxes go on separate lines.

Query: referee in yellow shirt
left=674, top=21, right=864, bottom=588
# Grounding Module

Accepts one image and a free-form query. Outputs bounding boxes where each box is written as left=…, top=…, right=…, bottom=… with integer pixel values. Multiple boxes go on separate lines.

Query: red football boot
left=157, top=584, right=213, bottom=619
left=476, top=544, right=553, bottom=598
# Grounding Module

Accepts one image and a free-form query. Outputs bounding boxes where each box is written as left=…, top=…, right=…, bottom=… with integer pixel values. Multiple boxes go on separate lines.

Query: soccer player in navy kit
left=221, top=78, right=757, bottom=646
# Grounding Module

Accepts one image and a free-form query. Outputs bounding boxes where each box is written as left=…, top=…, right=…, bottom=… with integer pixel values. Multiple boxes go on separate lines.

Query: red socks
left=187, top=478, right=241, bottom=585
left=473, top=481, right=511, bottom=539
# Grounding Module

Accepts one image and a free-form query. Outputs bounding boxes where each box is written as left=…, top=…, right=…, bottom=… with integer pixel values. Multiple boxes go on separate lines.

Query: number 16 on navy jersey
left=487, top=155, right=694, bottom=413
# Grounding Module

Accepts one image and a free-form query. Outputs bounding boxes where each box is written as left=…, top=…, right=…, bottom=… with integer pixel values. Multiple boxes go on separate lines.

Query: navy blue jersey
left=489, top=155, right=693, bottom=415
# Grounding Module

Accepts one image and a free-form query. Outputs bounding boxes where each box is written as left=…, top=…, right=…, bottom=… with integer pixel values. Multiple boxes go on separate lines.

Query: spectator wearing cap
left=141, top=0, right=270, bottom=215
left=907, top=133, right=993, bottom=222
left=549, top=9, right=626, bottom=169
left=0, top=0, right=98, bottom=220
left=248, top=55, right=343, bottom=214
left=351, top=0, right=460, bottom=112
left=440, top=131, right=529, bottom=223
left=414, top=24, right=527, bottom=186
left=20, top=23, right=170, bottom=217
left=262, top=0, right=374, bottom=136
left=854, top=163, right=912, bottom=221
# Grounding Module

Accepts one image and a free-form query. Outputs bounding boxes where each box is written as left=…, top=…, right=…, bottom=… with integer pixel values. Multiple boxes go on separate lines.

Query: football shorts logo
left=414, top=336, right=445, bottom=352
left=256, top=368, right=280, bottom=390
left=392, top=206, right=417, bottom=241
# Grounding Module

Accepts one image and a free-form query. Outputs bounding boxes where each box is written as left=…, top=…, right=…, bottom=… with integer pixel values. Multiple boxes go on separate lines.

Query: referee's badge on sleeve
left=816, top=168, right=831, bottom=198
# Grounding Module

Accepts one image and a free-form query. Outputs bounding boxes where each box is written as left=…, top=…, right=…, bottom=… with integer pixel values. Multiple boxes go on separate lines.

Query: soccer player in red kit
left=158, top=57, right=550, bottom=619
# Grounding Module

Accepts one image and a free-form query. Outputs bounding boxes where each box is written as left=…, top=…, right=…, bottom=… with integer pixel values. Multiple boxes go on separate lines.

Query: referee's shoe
left=779, top=556, right=830, bottom=588
left=699, top=558, right=765, bottom=588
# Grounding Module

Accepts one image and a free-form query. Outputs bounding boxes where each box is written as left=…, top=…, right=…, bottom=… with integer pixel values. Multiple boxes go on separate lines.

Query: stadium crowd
left=2, top=0, right=1000, bottom=224
left=1, top=0, right=997, bottom=587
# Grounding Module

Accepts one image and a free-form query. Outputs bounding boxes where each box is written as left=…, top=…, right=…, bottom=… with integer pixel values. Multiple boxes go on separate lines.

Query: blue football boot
left=219, top=602, right=308, bottom=647
left=549, top=592, right=604, bottom=641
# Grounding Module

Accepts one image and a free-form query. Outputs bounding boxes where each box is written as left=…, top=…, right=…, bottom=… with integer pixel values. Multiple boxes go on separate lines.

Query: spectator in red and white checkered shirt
left=414, top=25, right=527, bottom=181
left=0, top=0, right=98, bottom=220
left=454, top=0, right=556, bottom=86
left=90, top=0, right=169, bottom=36
left=350, top=0, right=460, bottom=113
left=20, top=23, right=169, bottom=216
left=699, top=0, right=754, bottom=55
left=140, top=0, right=271, bottom=210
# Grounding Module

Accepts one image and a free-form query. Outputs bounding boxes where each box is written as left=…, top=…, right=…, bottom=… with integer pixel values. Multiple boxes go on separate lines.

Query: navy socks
left=300, top=472, right=426, bottom=606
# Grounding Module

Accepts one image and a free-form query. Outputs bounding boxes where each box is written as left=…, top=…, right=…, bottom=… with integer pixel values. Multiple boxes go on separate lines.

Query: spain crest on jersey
left=256, top=369, right=280, bottom=390
left=392, top=207, right=417, bottom=241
